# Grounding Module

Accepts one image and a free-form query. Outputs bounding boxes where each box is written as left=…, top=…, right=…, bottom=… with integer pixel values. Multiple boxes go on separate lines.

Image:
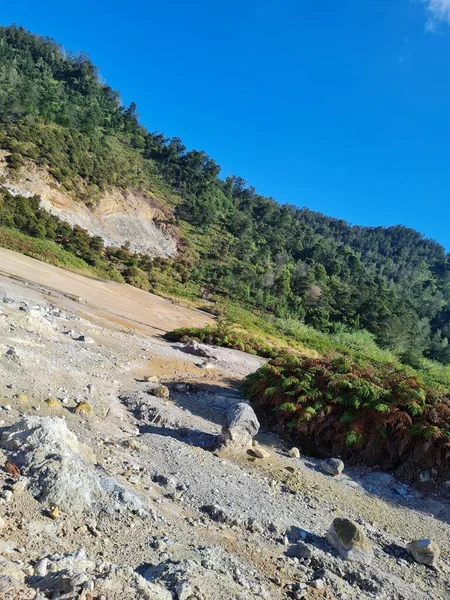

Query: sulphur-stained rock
left=321, top=458, right=344, bottom=476
left=326, top=518, right=373, bottom=564
left=406, top=539, right=440, bottom=567
left=218, top=403, right=260, bottom=452
left=150, top=384, right=170, bottom=399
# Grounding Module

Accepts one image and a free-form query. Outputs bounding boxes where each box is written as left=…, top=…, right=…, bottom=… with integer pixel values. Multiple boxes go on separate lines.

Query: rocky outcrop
left=0, top=152, right=177, bottom=257
left=0, top=416, right=145, bottom=514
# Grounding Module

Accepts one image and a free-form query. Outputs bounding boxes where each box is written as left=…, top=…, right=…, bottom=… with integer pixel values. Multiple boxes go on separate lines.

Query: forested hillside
left=1, top=25, right=450, bottom=366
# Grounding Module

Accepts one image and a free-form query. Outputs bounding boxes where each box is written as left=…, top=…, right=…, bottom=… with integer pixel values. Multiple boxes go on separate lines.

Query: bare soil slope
left=0, top=247, right=211, bottom=335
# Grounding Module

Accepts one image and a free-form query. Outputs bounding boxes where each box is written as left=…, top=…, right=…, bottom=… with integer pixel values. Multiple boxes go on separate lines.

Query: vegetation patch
left=165, top=323, right=291, bottom=359
left=2, top=25, right=450, bottom=369
left=243, top=354, right=450, bottom=480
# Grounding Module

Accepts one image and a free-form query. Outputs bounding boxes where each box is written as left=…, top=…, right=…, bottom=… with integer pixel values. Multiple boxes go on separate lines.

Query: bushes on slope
left=243, top=354, right=450, bottom=480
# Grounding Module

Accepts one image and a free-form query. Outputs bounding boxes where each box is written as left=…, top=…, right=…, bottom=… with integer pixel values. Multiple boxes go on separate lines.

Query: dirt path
left=0, top=247, right=212, bottom=335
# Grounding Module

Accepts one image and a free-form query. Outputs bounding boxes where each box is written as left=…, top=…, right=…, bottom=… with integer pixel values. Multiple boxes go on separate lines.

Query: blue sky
left=1, top=1, right=450, bottom=248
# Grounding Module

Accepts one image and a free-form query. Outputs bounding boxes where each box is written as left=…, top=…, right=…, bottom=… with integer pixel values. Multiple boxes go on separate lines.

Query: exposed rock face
left=321, top=458, right=344, bottom=476
left=326, top=518, right=373, bottom=564
left=0, top=153, right=177, bottom=258
left=0, top=416, right=144, bottom=514
left=218, top=403, right=260, bottom=452
left=406, top=539, right=440, bottom=567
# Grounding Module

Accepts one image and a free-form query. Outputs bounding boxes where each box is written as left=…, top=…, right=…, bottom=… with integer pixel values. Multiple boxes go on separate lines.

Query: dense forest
left=1, top=25, right=450, bottom=366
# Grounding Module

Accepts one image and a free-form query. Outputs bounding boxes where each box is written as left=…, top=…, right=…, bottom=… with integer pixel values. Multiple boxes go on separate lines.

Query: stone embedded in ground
left=286, top=541, right=312, bottom=560
left=183, top=340, right=214, bottom=358
left=150, top=385, right=170, bottom=399
left=406, top=539, right=440, bottom=567
left=250, top=446, right=270, bottom=459
left=75, top=401, right=93, bottom=414
left=320, top=458, right=344, bottom=476
left=218, top=403, right=260, bottom=452
left=45, top=398, right=61, bottom=409
left=326, top=518, right=373, bottom=564
left=143, top=375, right=159, bottom=383
left=289, top=447, right=300, bottom=458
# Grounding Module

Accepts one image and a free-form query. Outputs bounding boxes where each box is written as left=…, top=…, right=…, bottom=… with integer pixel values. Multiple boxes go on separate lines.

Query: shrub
left=243, top=354, right=450, bottom=479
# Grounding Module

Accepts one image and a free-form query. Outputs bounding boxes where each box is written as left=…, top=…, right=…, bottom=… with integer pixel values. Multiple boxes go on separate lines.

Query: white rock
left=34, top=558, right=49, bottom=577
left=289, top=447, right=300, bottom=458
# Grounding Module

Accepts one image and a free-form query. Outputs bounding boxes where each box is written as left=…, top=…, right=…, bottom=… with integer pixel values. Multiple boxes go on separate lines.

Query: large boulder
left=406, top=539, right=440, bottom=567
left=0, top=417, right=144, bottom=514
left=218, top=403, right=260, bottom=452
left=326, top=518, right=373, bottom=564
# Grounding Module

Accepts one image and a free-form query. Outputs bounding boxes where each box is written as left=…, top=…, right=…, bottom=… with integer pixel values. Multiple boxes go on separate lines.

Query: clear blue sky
left=2, top=0, right=450, bottom=248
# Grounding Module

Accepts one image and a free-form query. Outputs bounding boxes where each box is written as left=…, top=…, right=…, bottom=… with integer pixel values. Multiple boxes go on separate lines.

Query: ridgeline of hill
left=1, top=24, right=450, bottom=372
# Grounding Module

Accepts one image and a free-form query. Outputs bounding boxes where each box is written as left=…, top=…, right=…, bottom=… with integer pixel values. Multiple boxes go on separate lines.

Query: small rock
left=289, top=447, right=300, bottom=458
left=123, top=439, right=140, bottom=450
left=286, top=542, right=312, bottom=560
left=1, top=490, right=13, bottom=502
left=34, top=558, right=49, bottom=577
left=5, top=347, right=18, bottom=360
left=406, top=539, right=440, bottom=567
left=312, top=579, right=325, bottom=590
left=150, top=385, right=170, bottom=399
left=84, top=580, right=95, bottom=592
left=45, top=398, right=61, bottom=409
left=320, top=458, right=344, bottom=476
left=175, top=582, right=194, bottom=600
left=419, top=470, right=433, bottom=483
left=199, top=361, right=215, bottom=370
left=250, top=447, right=270, bottom=459
left=14, top=478, right=28, bottom=494
left=184, top=340, right=213, bottom=358
left=326, top=518, right=373, bottom=564
left=144, top=375, right=159, bottom=383
left=48, top=506, right=60, bottom=520
left=75, top=401, right=93, bottom=414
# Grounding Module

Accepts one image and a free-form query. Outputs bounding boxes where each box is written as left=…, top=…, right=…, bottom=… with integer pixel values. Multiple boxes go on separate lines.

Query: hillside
left=1, top=26, right=450, bottom=367
left=0, top=24, right=449, bottom=600
left=1, top=25, right=450, bottom=368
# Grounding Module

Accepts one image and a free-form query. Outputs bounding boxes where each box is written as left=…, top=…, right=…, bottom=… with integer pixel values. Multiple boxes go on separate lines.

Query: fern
left=345, top=430, right=364, bottom=447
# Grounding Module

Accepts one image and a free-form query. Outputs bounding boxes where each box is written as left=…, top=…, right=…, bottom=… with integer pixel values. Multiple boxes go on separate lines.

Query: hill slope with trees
left=1, top=25, right=450, bottom=367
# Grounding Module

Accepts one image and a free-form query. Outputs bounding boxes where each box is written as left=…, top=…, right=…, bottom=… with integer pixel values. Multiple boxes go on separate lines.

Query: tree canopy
left=1, top=25, right=450, bottom=365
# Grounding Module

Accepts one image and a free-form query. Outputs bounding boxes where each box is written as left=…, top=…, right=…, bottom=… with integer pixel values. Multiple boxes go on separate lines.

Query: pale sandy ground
left=0, top=247, right=212, bottom=336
